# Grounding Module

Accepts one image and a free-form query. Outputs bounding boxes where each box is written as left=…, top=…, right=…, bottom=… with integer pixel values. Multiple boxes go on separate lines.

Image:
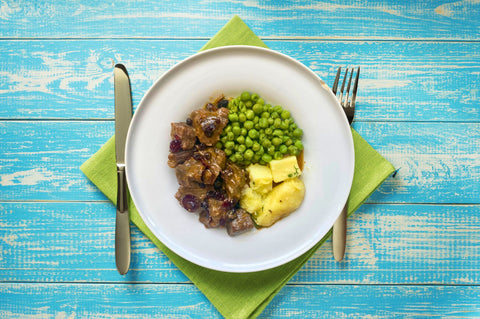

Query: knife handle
left=332, top=203, right=347, bottom=261
left=115, top=165, right=131, bottom=275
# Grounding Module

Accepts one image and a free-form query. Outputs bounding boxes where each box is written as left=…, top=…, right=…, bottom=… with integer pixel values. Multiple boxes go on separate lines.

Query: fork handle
left=332, top=203, right=347, bottom=261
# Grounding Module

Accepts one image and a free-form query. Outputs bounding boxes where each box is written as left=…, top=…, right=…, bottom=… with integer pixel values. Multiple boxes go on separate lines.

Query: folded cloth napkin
left=81, top=15, right=395, bottom=319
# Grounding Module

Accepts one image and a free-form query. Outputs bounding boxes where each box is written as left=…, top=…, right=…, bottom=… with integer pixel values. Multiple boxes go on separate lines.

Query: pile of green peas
left=215, top=91, right=304, bottom=166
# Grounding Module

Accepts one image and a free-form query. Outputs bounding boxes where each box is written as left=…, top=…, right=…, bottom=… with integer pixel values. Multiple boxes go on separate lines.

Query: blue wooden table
left=1, top=1, right=479, bottom=318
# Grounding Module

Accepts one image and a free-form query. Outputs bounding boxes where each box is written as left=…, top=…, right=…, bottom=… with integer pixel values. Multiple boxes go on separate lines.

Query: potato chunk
left=269, top=156, right=301, bottom=183
left=255, top=178, right=305, bottom=227
left=240, top=186, right=263, bottom=215
left=246, top=164, right=272, bottom=195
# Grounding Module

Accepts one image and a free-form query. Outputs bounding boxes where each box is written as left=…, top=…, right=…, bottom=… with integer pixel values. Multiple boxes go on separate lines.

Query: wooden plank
left=1, top=202, right=479, bottom=285
left=0, top=40, right=479, bottom=122
left=1, top=283, right=479, bottom=318
left=1, top=1, right=480, bottom=40
left=0, top=121, right=477, bottom=203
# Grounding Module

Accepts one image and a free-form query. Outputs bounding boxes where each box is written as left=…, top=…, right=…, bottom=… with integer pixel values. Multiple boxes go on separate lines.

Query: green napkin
left=81, top=15, right=395, bottom=319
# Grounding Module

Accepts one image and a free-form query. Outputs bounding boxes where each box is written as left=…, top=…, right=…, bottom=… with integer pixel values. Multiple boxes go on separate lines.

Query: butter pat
left=269, top=156, right=301, bottom=183
left=246, top=164, right=272, bottom=194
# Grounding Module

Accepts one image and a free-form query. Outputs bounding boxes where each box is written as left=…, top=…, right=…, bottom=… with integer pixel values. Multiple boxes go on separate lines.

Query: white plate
left=125, top=46, right=354, bottom=273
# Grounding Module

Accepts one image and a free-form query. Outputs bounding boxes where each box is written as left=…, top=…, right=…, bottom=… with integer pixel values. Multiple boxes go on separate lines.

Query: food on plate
left=269, top=155, right=302, bottom=183
left=218, top=92, right=303, bottom=166
left=167, top=92, right=305, bottom=235
left=240, top=156, right=305, bottom=227
left=254, top=178, right=305, bottom=227
left=246, top=164, right=272, bottom=195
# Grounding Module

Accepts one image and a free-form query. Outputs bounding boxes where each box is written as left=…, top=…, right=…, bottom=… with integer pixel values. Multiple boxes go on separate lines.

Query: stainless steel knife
left=114, top=64, right=132, bottom=275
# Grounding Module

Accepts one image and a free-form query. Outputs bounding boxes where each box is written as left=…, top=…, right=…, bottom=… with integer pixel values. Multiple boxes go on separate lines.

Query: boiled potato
left=240, top=186, right=263, bottom=215
left=269, top=156, right=301, bottom=183
left=246, top=163, right=272, bottom=195
left=254, top=178, right=305, bottom=227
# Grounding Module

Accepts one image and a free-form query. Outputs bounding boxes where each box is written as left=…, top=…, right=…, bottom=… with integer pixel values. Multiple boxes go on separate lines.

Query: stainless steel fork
left=331, top=66, right=360, bottom=261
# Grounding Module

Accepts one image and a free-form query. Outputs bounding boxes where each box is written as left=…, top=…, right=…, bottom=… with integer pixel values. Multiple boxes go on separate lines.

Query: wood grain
left=1, top=1, right=480, bottom=40
left=1, top=202, right=479, bottom=285
left=0, top=40, right=478, bottom=121
left=1, top=283, right=479, bottom=318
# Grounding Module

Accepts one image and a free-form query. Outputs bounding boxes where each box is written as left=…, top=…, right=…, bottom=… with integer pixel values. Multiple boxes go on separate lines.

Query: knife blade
left=114, top=63, right=132, bottom=275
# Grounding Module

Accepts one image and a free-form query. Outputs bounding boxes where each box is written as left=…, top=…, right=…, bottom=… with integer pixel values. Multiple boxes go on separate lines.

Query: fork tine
left=344, top=68, right=354, bottom=105
left=332, top=67, right=341, bottom=95
left=338, top=67, right=349, bottom=105
left=350, top=67, right=360, bottom=108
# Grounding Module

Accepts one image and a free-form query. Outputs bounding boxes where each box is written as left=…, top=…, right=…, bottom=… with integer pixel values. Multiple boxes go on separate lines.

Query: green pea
left=224, top=141, right=235, bottom=150
left=241, top=91, right=250, bottom=101
left=266, top=104, right=273, bottom=112
left=253, top=117, right=259, bottom=124
left=261, top=154, right=272, bottom=163
left=281, top=110, right=290, bottom=119
left=252, top=103, right=263, bottom=114
left=273, top=105, right=283, bottom=113
left=254, top=123, right=260, bottom=130
left=229, top=155, right=237, bottom=163
left=273, top=129, right=283, bottom=137
left=245, top=136, right=253, bottom=148
left=272, top=137, right=282, bottom=146
left=244, top=120, right=254, bottom=130
left=280, top=121, right=289, bottom=130
left=294, top=140, right=304, bottom=151
left=257, top=98, right=265, bottom=106
left=271, top=111, right=279, bottom=119
left=220, top=135, right=228, bottom=144
left=257, top=146, right=265, bottom=155
left=266, top=145, right=274, bottom=155
left=267, top=118, right=274, bottom=125
left=238, top=113, right=246, bottom=122
left=238, top=144, right=246, bottom=153
left=290, top=123, right=297, bottom=130
left=248, top=129, right=258, bottom=139
left=262, top=139, right=271, bottom=148
left=265, top=128, right=273, bottom=136
left=288, top=145, right=298, bottom=156
left=232, top=126, right=241, bottom=136
left=285, top=138, right=293, bottom=146
left=259, top=118, right=269, bottom=128
left=236, top=135, right=245, bottom=144
left=245, top=101, right=253, bottom=108
left=244, top=149, right=254, bottom=160
left=261, top=111, right=270, bottom=118
left=215, top=141, right=222, bottom=149
left=241, top=128, right=247, bottom=136
left=235, top=152, right=244, bottom=161
left=293, top=128, right=303, bottom=138
left=279, top=144, right=288, bottom=154
left=252, top=142, right=261, bottom=152
left=228, top=113, right=238, bottom=122
left=274, top=151, right=283, bottom=160
left=225, top=149, right=233, bottom=156
left=274, top=118, right=282, bottom=128
left=251, top=93, right=259, bottom=102
left=227, top=131, right=235, bottom=141
left=224, top=125, right=232, bottom=133
left=253, top=154, right=261, bottom=162
left=246, top=109, right=255, bottom=120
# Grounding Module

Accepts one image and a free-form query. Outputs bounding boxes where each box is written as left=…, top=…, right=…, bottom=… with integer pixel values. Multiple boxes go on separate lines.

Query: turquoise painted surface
left=1, top=0, right=479, bottom=318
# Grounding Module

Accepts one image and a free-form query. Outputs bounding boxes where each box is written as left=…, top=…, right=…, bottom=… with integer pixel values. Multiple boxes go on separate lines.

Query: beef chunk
left=194, top=147, right=227, bottom=185
left=221, top=162, right=246, bottom=201
left=175, top=184, right=214, bottom=204
left=199, top=198, right=229, bottom=228
left=167, top=148, right=194, bottom=168
left=190, top=106, right=229, bottom=146
left=171, top=122, right=197, bottom=150
left=226, top=208, right=255, bottom=236
left=175, top=157, right=205, bottom=187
